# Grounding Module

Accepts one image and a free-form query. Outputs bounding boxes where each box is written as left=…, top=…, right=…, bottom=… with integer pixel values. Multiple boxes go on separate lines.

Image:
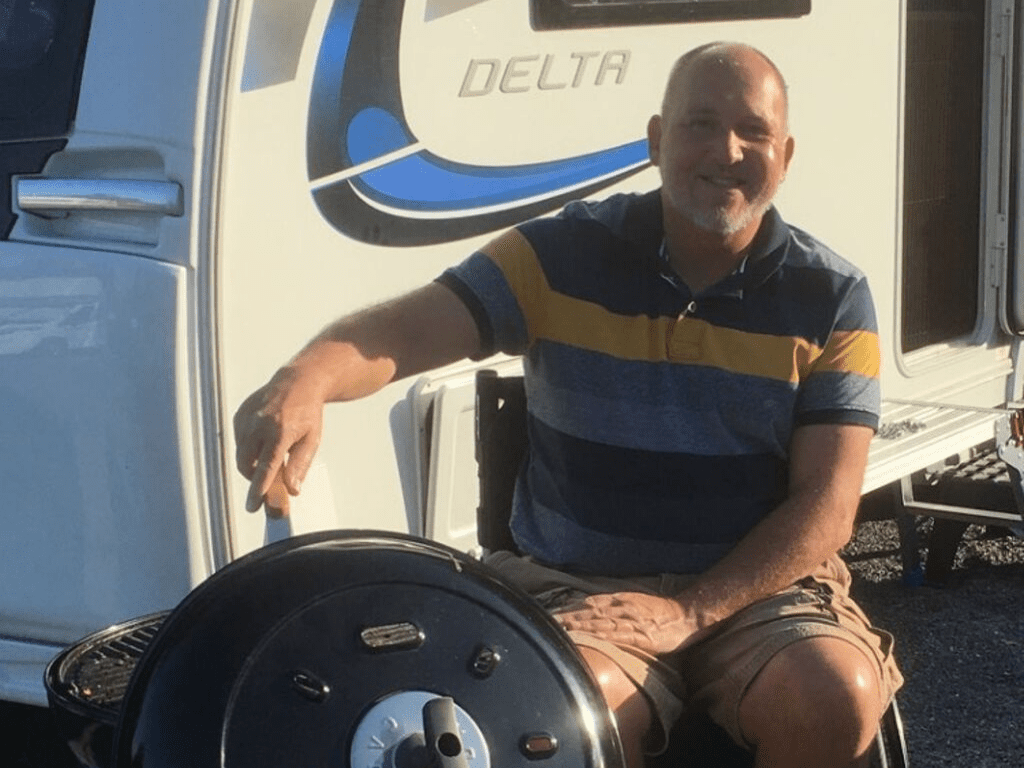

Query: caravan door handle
left=15, top=178, right=184, bottom=218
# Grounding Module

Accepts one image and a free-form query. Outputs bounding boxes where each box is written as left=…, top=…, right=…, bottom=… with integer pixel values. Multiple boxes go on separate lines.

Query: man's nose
left=711, top=129, right=744, bottom=164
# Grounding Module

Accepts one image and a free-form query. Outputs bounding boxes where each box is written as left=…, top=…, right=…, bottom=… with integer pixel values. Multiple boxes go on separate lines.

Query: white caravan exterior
left=0, top=0, right=1021, bottom=705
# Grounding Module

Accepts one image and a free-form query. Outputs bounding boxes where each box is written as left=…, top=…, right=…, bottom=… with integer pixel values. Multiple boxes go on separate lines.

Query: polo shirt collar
left=743, top=205, right=789, bottom=284
left=627, top=190, right=790, bottom=297
left=703, top=205, right=789, bottom=296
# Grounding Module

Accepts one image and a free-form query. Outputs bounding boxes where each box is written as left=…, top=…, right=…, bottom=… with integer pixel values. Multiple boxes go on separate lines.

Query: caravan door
left=866, top=0, right=1022, bottom=492
left=1001, top=3, right=1024, bottom=345
left=0, top=0, right=223, bottom=704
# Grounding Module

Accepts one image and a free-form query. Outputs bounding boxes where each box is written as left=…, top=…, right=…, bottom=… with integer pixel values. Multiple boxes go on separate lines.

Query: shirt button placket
left=667, top=300, right=704, bottom=361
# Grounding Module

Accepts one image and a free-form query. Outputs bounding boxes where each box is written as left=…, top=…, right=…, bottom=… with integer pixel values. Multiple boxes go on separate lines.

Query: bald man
left=235, top=43, right=902, bottom=768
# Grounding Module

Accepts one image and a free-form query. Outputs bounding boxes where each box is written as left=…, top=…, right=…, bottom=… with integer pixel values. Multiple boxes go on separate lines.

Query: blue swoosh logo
left=307, top=0, right=650, bottom=245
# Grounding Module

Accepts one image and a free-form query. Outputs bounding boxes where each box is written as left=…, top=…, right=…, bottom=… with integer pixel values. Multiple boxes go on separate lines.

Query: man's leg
left=577, top=646, right=653, bottom=768
left=482, top=552, right=686, bottom=765
left=737, top=636, right=884, bottom=768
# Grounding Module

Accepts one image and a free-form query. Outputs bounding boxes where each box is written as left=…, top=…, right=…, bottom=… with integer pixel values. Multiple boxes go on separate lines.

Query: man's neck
left=662, top=210, right=762, bottom=294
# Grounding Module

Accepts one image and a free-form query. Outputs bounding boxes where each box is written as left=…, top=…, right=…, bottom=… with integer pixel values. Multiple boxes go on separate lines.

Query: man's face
left=648, top=51, right=794, bottom=237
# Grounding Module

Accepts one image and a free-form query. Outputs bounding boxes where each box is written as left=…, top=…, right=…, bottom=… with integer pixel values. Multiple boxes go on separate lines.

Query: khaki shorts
left=484, top=551, right=903, bottom=754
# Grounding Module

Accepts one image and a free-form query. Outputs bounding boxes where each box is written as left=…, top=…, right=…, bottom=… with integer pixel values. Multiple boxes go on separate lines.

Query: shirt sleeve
left=794, top=274, right=882, bottom=431
left=436, top=226, right=551, bottom=358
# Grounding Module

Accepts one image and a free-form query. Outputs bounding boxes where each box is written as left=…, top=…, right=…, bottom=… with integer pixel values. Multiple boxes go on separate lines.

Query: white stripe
left=338, top=159, right=653, bottom=220
left=309, top=143, right=425, bottom=190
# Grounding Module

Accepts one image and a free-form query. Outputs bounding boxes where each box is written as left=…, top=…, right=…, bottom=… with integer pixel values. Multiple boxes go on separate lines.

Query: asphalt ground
left=5, top=511, right=1023, bottom=768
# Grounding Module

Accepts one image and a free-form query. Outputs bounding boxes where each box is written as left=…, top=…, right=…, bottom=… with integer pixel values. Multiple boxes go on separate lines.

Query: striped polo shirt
left=439, top=190, right=880, bottom=576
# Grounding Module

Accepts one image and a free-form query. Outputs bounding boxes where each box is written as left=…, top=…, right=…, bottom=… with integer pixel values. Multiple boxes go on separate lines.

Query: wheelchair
left=474, top=369, right=910, bottom=768
left=44, top=371, right=910, bottom=768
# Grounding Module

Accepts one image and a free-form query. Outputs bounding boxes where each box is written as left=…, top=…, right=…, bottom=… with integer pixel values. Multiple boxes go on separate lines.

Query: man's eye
left=740, top=124, right=772, bottom=140
left=688, top=118, right=716, bottom=132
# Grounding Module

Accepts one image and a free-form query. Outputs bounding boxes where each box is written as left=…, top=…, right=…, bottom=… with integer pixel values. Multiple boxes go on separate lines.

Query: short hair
left=660, top=42, right=789, bottom=128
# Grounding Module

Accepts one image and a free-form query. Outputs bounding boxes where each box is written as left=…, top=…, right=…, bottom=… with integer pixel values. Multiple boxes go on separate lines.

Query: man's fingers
left=235, top=425, right=261, bottom=479
left=281, top=428, right=321, bottom=495
left=233, top=391, right=269, bottom=478
left=234, top=382, right=324, bottom=511
left=263, top=473, right=291, bottom=519
left=245, top=470, right=269, bottom=513
left=559, top=615, right=650, bottom=646
left=245, top=441, right=287, bottom=513
left=244, top=432, right=319, bottom=513
left=556, top=592, right=692, bottom=655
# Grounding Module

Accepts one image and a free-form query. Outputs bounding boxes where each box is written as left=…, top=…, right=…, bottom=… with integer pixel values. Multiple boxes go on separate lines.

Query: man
left=234, top=42, right=902, bottom=768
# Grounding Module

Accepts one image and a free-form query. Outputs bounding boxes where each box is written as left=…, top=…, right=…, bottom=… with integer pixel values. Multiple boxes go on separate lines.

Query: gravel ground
left=5, top=509, right=1024, bottom=768
left=844, top=510, right=1024, bottom=768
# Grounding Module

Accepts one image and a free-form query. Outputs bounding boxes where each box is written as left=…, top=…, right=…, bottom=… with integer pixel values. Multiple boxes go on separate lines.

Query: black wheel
left=870, top=699, right=910, bottom=768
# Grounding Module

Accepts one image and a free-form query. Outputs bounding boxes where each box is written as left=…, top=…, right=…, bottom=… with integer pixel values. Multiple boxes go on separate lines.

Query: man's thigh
left=483, top=551, right=903, bottom=752
left=678, top=557, right=903, bottom=748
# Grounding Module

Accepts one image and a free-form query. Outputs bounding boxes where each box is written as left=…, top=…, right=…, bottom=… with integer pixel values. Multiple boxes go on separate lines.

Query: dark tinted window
left=900, top=0, right=985, bottom=352
left=0, top=0, right=95, bottom=140
left=531, top=0, right=810, bottom=30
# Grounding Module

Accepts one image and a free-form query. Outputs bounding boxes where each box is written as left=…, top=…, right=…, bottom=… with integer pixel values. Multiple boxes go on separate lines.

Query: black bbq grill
left=45, top=612, right=169, bottom=768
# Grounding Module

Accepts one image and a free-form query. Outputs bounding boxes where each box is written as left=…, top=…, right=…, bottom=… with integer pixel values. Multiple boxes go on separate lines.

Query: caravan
left=0, top=0, right=1021, bottom=710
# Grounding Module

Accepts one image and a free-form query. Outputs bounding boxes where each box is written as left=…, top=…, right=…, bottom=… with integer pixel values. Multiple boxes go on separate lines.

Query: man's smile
left=698, top=173, right=745, bottom=190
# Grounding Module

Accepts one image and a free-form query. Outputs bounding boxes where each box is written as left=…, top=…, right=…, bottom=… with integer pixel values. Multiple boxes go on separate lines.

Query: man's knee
left=577, top=646, right=652, bottom=724
left=738, top=636, right=884, bottom=762
left=577, top=646, right=652, bottom=766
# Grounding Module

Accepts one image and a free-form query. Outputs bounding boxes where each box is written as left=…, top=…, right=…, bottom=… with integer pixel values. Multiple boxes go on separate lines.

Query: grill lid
left=110, top=530, right=623, bottom=768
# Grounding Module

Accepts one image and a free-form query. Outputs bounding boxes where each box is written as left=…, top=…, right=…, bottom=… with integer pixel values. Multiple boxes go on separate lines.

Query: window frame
left=530, top=0, right=810, bottom=31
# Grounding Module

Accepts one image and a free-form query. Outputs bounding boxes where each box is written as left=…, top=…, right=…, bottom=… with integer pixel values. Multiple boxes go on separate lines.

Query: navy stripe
left=519, top=215, right=681, bottom=319
left=524, top=414, right=788, bottom=543
left=436, top=272, right=495, bottom=356
left=797, top=370, right=880, bottom=429
left=526, top=342, right=796, bottom=455
left=510, top=503, right=736, bottom=576
left=794, top=408, right=879, bottom=430
left=438, top=256, right=529, bottom=356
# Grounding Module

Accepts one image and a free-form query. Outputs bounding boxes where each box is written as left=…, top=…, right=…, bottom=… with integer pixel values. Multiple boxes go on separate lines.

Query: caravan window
left=0, top=0, right=95, bottom=140
left=531, top=0, right=810, bottom=30
left=900, top=0, right=988, bottom=352
left=0, top=0, right=95, bottom=238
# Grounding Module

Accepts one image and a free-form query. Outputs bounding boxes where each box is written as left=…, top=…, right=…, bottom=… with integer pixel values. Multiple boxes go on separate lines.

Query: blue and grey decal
left=306, top=0, right=650, bottom=246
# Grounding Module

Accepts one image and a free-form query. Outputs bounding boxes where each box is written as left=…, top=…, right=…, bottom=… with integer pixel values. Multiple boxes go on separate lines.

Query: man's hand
left=233, top=366, right=327, bottom=517
left=556, top=592, right=702, bottom=655
left=231, top=285, right=482, bottom=518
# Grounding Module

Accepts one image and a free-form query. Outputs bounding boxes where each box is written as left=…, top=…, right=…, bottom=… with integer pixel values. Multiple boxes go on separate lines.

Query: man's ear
left=647, top=114, right=662, bottom=166
left=783, top=135, right=795, bottom=173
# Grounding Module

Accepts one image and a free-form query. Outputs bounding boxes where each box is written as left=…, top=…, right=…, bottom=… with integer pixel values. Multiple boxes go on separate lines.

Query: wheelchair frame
left=474, top=369, right=910, bottom=768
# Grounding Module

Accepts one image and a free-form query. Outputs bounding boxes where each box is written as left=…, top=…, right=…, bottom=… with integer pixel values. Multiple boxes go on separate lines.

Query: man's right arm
left=233, top=281, right=482, bottom=517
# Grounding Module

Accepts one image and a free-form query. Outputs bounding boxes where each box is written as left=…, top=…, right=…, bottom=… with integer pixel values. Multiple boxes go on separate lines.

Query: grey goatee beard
left=683, top=197, right=771, bottom=236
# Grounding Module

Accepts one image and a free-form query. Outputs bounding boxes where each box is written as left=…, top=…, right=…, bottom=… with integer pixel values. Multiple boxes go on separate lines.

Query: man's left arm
left=557, top=421, right=874, bottom=654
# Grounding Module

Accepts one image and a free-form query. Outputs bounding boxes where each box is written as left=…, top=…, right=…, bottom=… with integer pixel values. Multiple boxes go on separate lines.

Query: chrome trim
left=16, top=178, right=184, bottom=216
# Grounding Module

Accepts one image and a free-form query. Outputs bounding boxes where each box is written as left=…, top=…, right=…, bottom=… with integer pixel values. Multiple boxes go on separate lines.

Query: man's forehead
left=680, top=52, right=777, bottom=94
left=667, top=49, right=787, bottom=122
left=680, top=44, right=782, bottom=85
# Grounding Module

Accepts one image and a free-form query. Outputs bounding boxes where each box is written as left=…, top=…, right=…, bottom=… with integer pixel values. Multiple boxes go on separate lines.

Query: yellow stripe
left=689, top=320, right=820, bottom=383
left=480, top=233, right=878, bottom=383
left=814, top=329, right=881, bottom=378
left=538, top=292, right=821, bottom=383
left=479, top=229, right=549, bottom=343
